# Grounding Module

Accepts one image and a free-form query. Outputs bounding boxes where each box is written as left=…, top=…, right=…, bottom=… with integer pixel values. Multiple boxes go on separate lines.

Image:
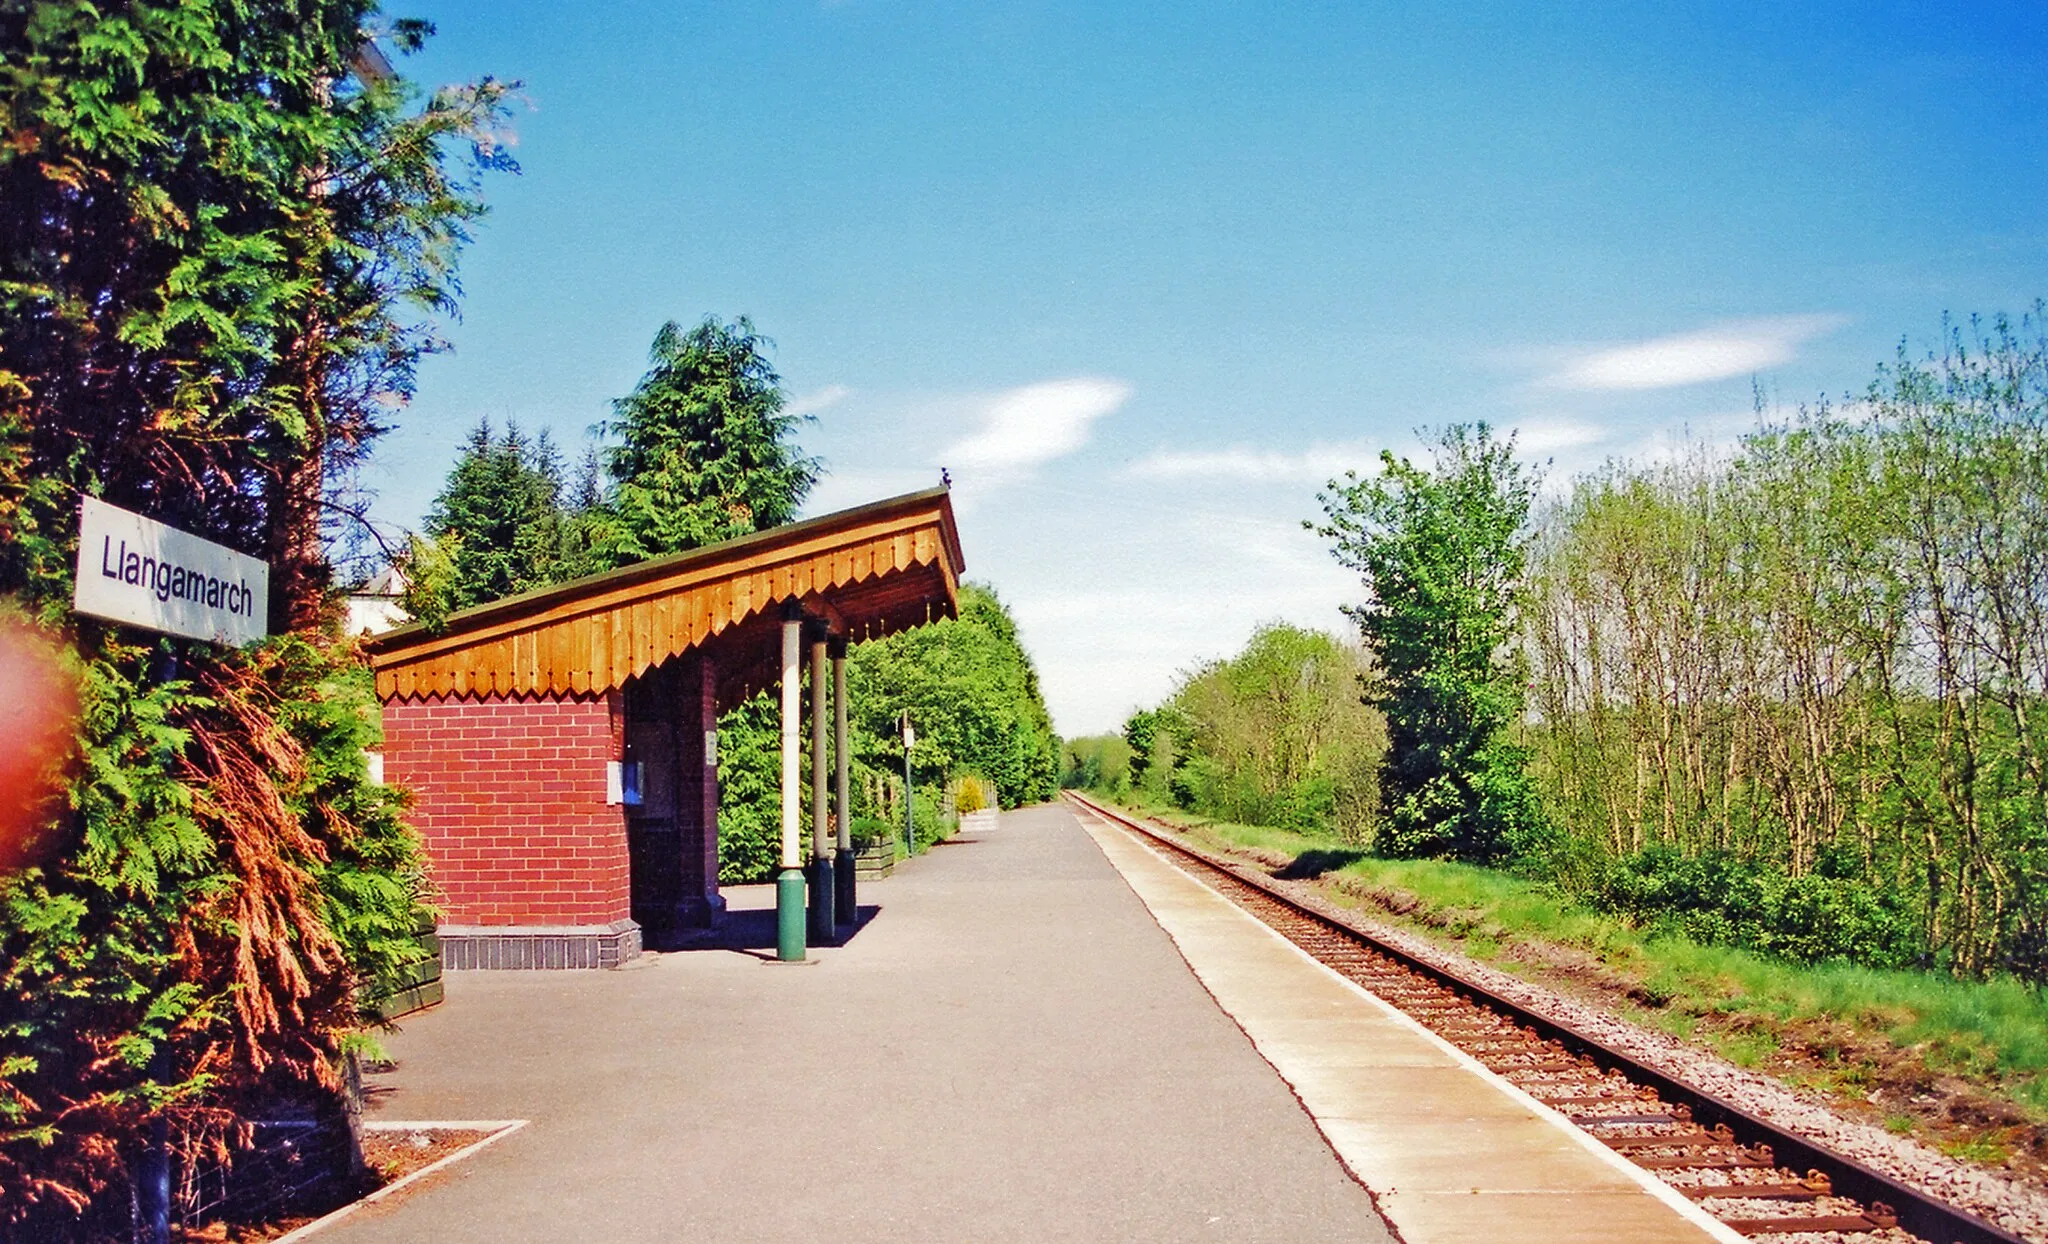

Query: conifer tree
left=0, top=4, right=512, bottom=1229
left=598, top=317, right=820, bottom=564
left=422, top=419, right=574, bottom=611
left=585, top=317, right=820, bottom=879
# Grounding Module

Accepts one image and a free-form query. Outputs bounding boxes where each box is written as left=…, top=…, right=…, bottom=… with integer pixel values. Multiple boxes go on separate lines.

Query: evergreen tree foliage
left=0, top=4, right=510, bottom=1229
left=419, top=419, right=578, bottom=614
left=597, top=317, right=821, bottom=565
left=406, top=314, right=832, bottom=885
left=568, top=443, right=605, bottom=513
left=578, top=316, right=822, bottom=881
left=1315, top=424, right=1548, bottom=862
left=402, top=317, right=1060, bottom=883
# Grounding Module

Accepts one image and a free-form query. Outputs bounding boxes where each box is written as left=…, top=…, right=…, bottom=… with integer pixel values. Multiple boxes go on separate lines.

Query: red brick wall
left=382, top=692, right=630, bottom=927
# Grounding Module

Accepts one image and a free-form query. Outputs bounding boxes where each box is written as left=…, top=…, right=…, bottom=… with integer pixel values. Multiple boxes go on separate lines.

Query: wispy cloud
left=1124, top=441, right=1375, bottom=484
left=1547, top=315, right=1845, bottom=391
left=941, top=377, right=1131, bottom=485
left=1511, top=419, right=1607, bottom=454
left=785, top=383, right=851, bottom=418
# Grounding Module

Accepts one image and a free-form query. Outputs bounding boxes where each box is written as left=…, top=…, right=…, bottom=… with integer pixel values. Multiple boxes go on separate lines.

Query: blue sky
left=366, top=1, right=2048, bottom=734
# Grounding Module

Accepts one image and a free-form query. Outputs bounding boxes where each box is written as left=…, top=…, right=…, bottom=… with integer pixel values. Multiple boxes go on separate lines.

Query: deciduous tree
left=1315, top=424, right=1546, bottom=861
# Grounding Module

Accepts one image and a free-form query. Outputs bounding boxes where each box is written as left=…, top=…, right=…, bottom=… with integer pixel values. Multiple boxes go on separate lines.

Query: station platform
left=333, top=802, right=1730, bottom=1243
left=1070, top=802, right=1739, bottom=1244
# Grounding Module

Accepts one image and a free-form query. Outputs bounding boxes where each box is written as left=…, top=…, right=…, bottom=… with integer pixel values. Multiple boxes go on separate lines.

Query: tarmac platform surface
left=334, top=803, right=1399, bottom=1243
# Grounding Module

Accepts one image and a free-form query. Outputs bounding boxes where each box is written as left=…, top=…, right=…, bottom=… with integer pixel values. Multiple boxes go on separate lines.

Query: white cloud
left=784, top=384, right=851, bottom=418
left=940, top=377, right=1131, bottom=485
left=1605, top=408, right=1764, bottom=469
left=1125, top=425, right=1607, bottom=488
left=1548, top=315, right=1845, bottom=391
left=1124, top=440, right=1375, bottom=484
left=1511, top=419, right=1607, bottom=454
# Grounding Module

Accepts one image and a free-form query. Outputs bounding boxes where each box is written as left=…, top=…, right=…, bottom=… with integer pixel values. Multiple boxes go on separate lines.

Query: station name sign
left=72, top=497, right=269, bottom=647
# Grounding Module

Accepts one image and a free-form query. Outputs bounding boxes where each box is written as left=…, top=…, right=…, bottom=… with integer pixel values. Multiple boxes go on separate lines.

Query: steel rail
left=1065, top=790, right=2029, bottom=1244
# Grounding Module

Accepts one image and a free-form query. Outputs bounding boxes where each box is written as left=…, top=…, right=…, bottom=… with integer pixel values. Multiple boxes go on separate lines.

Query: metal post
left=137, top=644, right=178, bottom=1244
left=902, top=711, right=916, bottom=857
left=137, top=1082, right=169, bottom=1244
left=832, top=638, right=855, bottom=926
left=775, top=606, right=805, bottom=961
left=807, top=634, right=834, bottom=943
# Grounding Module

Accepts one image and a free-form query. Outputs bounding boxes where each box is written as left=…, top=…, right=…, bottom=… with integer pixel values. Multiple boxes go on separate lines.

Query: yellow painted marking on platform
left=1074, top=808, right=1746, bottom=1244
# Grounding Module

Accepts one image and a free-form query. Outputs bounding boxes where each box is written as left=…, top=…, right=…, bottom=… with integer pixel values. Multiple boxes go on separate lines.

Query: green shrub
left=1584, top=845, right=1925, bottom=968
left=848, top=817, right=894, bottom=851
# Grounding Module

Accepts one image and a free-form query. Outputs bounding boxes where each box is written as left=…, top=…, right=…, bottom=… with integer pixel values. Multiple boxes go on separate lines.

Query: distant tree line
left=409, top=317, right=1059, bottom=882
left=1066, top=623, right=1383, bottom=839
left=1083, top=307, right=2048, bottom=985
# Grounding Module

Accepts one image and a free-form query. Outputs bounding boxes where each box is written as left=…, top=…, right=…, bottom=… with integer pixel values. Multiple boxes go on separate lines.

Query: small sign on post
left=70, top=497, right=269, bottom=1244
left=72, top=497, right=269, bottom=647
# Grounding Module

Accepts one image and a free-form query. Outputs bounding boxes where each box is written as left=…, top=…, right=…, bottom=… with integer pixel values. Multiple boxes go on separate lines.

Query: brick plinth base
left=438, top=919, right=642, bottom=970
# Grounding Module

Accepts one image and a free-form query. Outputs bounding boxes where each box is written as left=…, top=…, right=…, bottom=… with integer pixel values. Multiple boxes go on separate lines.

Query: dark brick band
left=438, top=919, right=642, bottom=970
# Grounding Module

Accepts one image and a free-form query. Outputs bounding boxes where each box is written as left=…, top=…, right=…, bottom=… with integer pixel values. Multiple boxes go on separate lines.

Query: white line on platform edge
left=269, top=1119, right=529, bottom=1243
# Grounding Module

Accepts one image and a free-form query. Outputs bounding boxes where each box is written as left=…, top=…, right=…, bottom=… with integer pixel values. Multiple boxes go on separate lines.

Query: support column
left=831, top=637, right=856, bottom=926
left=676, top=654, right=722, bottom=927
left=775, top=604, right=806, bottom=961
left=807, top=631, right=835, bottom=943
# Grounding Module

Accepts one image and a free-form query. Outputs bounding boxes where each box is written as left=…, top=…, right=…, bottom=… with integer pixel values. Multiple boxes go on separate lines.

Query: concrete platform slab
left=1072, top=802, right=1745, bottom=1244
left=1318, top=1117, right=1640, bottom=1193
left=1382, top=1189, right=1724, bottom=1244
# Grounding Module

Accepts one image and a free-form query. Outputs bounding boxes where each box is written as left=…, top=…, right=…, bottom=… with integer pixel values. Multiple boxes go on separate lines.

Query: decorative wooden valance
left=367, top=488, right=963, bottom=704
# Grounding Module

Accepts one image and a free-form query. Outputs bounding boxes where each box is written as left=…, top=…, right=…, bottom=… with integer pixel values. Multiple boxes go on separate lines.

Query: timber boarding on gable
left=365, top=486, right=964, bottom=709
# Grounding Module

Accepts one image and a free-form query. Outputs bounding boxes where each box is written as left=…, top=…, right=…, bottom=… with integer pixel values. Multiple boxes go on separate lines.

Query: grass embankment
left=1104, top=796, right=2048, bottom=1175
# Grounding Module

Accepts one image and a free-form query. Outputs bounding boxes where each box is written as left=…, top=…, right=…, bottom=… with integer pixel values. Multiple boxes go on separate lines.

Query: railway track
left=1064, top=791, right=2030, bottom=1244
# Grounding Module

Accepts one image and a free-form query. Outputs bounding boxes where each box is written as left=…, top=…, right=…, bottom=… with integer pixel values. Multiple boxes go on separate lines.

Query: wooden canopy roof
left=366, top=488, right=964, bottom=707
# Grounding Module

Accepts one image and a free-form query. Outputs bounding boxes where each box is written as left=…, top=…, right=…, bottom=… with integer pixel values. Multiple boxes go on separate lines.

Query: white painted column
left=780, top=614, right=802, bottom=873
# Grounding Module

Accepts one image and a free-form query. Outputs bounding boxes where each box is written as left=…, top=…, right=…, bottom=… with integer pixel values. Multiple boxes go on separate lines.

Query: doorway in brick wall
left=622, top=657, right=722, bottom=946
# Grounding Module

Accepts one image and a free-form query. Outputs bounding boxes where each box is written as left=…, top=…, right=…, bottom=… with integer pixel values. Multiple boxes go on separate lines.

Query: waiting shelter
left=365, top=487, right=964, bottom=968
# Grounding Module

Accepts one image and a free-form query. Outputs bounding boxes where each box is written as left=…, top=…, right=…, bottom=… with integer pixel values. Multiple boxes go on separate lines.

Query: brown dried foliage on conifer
left=179, top=656, right=355, bottom=1091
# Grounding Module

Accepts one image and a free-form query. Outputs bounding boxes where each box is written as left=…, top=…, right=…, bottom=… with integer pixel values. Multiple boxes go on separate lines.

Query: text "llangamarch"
left=101, top=536, right=258, bottom=618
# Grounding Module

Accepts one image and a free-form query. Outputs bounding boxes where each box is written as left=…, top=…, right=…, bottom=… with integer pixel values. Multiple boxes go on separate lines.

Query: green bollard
left=776, top=868, right=807, bottom=961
